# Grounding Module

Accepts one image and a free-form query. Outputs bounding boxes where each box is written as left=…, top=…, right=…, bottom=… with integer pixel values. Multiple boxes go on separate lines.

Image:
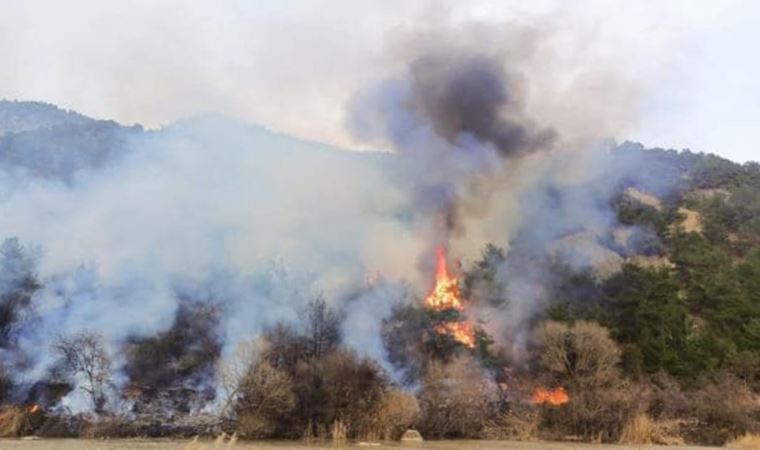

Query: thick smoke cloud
left=408, top=51, right=556, bottom=157
left=0, top=20, right=660, bottom=410
left=347, top=23, right=664, bottom=364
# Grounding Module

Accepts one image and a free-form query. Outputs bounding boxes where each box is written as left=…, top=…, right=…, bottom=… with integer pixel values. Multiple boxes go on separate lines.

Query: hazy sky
left=1, top=0, right=758, bottom=162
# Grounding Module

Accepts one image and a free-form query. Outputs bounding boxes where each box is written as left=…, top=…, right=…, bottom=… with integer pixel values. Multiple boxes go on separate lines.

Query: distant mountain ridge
left=0, top=100, right=94, bottom=136
left=0, top=100, right=143, bottom=181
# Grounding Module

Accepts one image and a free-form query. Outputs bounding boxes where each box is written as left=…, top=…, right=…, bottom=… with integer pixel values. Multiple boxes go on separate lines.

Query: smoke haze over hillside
left=0, top=3, right=756, bottom=418
left=0, top=16, right=678, bottom=412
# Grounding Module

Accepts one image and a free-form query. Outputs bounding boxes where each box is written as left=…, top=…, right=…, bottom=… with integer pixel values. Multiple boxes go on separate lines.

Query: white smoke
left=0, top=20, right=661, bottom=411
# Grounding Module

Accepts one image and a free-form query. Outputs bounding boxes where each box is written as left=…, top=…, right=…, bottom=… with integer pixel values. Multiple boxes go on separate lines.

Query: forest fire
left=435, top=321, right=476, bottom=348
left=425, top=247, right=476, bottom=347
left=531, top=386, right=569, bottom=406
left=424, top=247, right=464, bottom=312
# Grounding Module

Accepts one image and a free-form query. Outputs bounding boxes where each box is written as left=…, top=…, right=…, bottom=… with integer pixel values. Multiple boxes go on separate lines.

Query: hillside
left=0, top=100, right=144, bottom=181
left=0, top=101, right=757, bottom=444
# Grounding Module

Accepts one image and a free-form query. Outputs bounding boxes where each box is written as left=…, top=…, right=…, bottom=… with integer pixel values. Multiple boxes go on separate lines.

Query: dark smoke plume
left=408, top=51, right=556, bottom=157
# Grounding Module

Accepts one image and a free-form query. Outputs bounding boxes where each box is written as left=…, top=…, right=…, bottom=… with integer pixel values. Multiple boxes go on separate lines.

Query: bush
left=312, top=349, right=388, bottom=438
left=685, top=374, right=759, bottom=445
left=533, top=320, right=639, bottom=442
left=619, top=414, right=684, bottom=445
left=417, top=356, right=499, bottom=438
left=483, top=406, right=540, bottom=441
left=373, top=389, right=420, bottom=440
left=235, top=360, right=295, bottom=438
left=0, top=406, right=28, bottom=437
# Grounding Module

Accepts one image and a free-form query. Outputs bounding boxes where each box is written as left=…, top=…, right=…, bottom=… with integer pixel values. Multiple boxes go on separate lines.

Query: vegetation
left=0, top=138, right=759, bottom=444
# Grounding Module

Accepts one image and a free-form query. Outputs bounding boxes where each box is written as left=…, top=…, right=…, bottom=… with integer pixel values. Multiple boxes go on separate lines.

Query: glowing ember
left=531, top=386, right=569, bottom=406
left=424, top=247, right=464, bottom=312
left=28, top=404, right=41, bottom=413
left=435, top=321, right=476, bottom=348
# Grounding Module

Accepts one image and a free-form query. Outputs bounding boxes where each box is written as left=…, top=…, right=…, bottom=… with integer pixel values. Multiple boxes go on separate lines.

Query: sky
left=1, top=0, right=758, bottom=162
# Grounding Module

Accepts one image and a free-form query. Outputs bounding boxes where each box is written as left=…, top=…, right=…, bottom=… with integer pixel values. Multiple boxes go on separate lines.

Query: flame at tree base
left=531, top=386, right=569, bottom=406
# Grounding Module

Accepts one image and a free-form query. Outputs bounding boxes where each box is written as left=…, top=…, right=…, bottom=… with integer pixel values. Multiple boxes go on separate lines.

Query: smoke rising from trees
left=0, top=22, right=667, bottom=413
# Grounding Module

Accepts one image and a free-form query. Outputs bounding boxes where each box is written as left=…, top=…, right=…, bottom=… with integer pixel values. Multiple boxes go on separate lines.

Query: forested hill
left=0, top=100, right=143, bottom=181
left=0, top=101, right=758, bottom=443
left=534, top=142, right=760, bottom=383
left=1, top=102, right=758, bottom=389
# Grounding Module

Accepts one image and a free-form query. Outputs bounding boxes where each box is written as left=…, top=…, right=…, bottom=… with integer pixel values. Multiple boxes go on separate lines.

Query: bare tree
left=216, top=337, right=268, bottom=418
left=417, top=356, right=500, bottom=438
left=52, top=331, right=112, bottom=413
left=534, top=320, right=622, bottom=387
left=534, top=320, right=636, bottom=442
left=302, top=295, right=343, bottom=359
left=235, top=359, right=296, bottom=438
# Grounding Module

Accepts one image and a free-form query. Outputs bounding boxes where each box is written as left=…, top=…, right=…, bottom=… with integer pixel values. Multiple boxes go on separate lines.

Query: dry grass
left=373, top=389, right=420, bottom=440
left=728, top=434, right=760, bottom=449
left=484, top=410, right=540, bottom=441
left=183, top=433, right=237, bottom=450
left=619, top=414, right=684, bottom=446
left=678, top=207, right=703, bottom=233
left=0, top=406, right=28, bottom=437
left=331, top=419, right=348, bottom=442
left=625, top=187, right=663, bottom=210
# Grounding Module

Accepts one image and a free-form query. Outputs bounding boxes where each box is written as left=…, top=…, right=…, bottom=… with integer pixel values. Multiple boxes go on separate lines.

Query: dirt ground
left=0, top=438, right=723, bottom=450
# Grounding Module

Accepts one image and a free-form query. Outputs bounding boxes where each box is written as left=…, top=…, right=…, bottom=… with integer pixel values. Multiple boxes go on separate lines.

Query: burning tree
left=382, top=246, right=497, bottom=384
left=425, top=247, right=477, bottom=348
left=51, top=331, right=112, bottom=413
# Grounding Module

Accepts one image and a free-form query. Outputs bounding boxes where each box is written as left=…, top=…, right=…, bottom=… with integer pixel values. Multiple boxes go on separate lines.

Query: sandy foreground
left=0, top=439, right=722, bottom=450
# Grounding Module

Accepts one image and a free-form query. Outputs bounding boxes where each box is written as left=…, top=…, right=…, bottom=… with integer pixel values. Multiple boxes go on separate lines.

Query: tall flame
left=424, top=247, right=464, bottom=312
left=531, top=386, right=569, bottom=406
left=424, top=246, right=475, bottom=348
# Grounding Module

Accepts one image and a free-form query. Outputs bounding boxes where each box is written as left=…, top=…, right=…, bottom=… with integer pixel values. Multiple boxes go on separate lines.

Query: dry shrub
left=648, top=372, right=691, bottom=419
left=417, top=356, right=499, bottom=438
left=484, top=407, right=540, bottom=441
left=373, top=389, right=420, bottom=440
left=534, top=320, right=639, bottom=442
left=0, top=406, right=27, bottom=437
left=649, top=371, right=760, bottom=446
left=686, top=374, right=760, bottom=446
left=290, top=349, right=388, bottom=439
left=235, top=359, right=295, bottom=438
left=619, top=414, right=684, bottom=445
left=237, top=414, right=270, bottom=439
left=728, top=433, right=760, bottom=449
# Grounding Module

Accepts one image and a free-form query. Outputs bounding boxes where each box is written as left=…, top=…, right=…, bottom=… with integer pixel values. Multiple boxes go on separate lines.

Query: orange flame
left=531, top=387, right=569, bottom=406
left=424, top=247, right=464, bottom=312
left=435, top=321, right=476, bottom=348
left=28, top=404, right=41, bottom=414
left=424, top=247, right=476, bottom=347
